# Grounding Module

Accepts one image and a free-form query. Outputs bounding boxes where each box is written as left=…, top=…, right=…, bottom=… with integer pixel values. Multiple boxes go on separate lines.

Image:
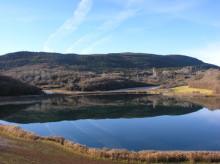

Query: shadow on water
left=0, top=94, right=203, bottom=124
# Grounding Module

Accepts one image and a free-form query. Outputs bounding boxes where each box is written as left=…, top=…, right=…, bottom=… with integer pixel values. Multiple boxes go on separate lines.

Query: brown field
left=0, top=126, right=117, bottom=164
left=1, top=123, right=220, bottom=163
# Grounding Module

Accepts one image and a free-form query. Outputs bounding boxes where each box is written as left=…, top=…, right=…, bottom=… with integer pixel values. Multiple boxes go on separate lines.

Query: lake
left=0, top=94, right=220, bottom=151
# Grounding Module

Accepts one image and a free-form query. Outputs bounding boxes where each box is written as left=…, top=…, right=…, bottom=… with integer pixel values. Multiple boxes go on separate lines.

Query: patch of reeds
left=1, top=123, right=220, bottom=163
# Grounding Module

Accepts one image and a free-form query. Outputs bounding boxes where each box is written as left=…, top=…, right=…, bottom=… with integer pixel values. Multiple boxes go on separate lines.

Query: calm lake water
left=0, top=94, right=220, bottom=151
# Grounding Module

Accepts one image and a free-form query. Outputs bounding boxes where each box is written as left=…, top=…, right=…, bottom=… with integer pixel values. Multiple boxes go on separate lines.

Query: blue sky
left=0, top=0, right=220, bottom=66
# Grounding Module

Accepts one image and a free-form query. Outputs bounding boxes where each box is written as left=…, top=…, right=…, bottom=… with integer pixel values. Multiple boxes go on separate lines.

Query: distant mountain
left=0, top=51, right=219, bottom=72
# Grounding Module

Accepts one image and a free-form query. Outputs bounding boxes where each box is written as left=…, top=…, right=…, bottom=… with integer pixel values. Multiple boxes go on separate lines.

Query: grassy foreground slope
left=1, top=123, right=220, bottom=163
left=0, top=131, right=115, bottom=164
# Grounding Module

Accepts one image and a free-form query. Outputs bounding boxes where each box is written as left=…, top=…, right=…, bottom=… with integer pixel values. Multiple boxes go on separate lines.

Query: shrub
left=188, top=69, right=220, bottom=94
left=76, top=76, right=148, bottom=91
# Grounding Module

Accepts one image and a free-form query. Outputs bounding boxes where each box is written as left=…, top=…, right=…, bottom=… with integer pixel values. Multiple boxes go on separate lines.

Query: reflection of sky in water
left=1, top=108, right=220, bottom=151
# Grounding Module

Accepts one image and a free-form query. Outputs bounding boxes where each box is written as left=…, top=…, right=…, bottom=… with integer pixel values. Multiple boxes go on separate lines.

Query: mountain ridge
left=0, top=51, right=219, bottom=72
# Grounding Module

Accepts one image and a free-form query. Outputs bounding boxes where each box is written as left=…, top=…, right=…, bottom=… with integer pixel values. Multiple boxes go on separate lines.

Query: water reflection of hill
left=0, top=95, right=202, bottom=124
left=187, top=97, right=220, bottom=110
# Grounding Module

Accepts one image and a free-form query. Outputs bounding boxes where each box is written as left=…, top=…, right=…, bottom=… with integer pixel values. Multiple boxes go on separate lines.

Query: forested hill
left=0, top=51, right=218, bottom=72
left=0, top=75, right=42, bottom=96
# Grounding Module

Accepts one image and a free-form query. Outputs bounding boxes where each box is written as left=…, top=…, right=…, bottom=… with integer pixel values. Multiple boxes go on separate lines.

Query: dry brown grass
left=188, top=69, right=220, bottom=94
left=1, top=123, right=220, bottom=163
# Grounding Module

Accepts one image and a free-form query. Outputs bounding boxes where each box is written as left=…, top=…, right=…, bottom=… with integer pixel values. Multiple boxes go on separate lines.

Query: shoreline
left=0, top=88, right=220, bottom=163
left=0, top=85, right=219, bottom=103
left=1, top=123, right=220, bottom=163
left=0, top=87, right=219, bottom=107
left=43, top=85, right=220, bottom=97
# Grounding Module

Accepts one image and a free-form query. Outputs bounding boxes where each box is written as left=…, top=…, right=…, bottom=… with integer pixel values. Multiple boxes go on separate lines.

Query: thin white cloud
left=98, top=0, right=201, bottom=33
left=70, top=0, right=204, bottom=54
left=144, top=0, right=202, bottom=14
left=138, top=0, right=220, bottom=28
left=108, top=0, right=201, bottom=14
left=66, top=35, right=91, bottom=53
left=44, top=0, right=93, bottom=52
left=80, top=0, right=139, bottom=54
left=81, top=36, right=110, bottom=54
left=180, top=42, right=220, bottom=66
left=98, top=9, right=138, bottom=31
left=99, top=0, right=141, bottom=31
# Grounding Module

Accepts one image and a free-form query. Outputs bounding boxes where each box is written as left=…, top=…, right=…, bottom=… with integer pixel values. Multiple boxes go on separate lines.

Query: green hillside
left=0, top=51, right=218, bottom=72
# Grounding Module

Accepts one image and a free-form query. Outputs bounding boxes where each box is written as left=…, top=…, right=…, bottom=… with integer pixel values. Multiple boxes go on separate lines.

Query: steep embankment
left=0, top=75, right=42, bottom=96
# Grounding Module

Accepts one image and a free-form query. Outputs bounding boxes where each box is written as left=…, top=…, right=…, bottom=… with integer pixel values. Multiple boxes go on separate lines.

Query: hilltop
left=0, top=51, right=218, bottom=72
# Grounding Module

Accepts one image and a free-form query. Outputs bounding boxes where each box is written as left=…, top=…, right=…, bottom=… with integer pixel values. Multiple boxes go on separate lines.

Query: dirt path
left=0, top=132, right=117, bottom=164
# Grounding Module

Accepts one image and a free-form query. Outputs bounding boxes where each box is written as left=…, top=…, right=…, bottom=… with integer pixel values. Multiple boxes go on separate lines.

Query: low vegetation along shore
left=0, top=125, right=114, bottom=164
left=1, top=123, right=220, bottom=163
